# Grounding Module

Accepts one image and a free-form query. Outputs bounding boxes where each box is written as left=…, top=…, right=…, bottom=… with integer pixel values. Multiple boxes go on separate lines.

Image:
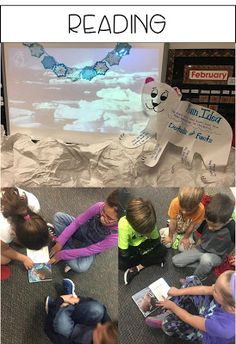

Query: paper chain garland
left=23, top=42, right=132, bottom=81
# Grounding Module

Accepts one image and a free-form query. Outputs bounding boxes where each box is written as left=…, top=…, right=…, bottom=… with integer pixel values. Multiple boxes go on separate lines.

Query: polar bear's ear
left=173, top=86, right=182, bottom=98
left=145, top=77, right=155, bottom=84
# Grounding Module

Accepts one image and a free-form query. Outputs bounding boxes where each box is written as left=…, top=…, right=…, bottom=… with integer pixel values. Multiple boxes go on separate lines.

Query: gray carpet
left=1, top=188, right=118, bottom=344
left=2, top=186, right=234, bottom=344
left=118, top=187, right=234, bottom=344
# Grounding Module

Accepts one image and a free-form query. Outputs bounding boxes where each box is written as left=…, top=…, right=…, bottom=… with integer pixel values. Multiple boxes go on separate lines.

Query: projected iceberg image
left=4, top=43, right=163, bottom=142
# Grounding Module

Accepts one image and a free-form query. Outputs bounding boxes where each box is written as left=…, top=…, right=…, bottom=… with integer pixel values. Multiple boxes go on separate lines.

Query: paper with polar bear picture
left=132, top=278, right=171, bottom=317
left=26, top=246, right=52, bottom=283
left=120, top=78, right=232, bottom=177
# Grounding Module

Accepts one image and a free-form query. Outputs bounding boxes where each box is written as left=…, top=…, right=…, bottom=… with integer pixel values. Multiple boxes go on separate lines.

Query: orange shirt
left=168, top=197, right=205, bottom=234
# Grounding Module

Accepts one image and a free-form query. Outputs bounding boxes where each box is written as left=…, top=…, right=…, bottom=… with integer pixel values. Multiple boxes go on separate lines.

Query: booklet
left=132, top=278, right=171, bottom=317
left=26, top=246, right=52, bottom=283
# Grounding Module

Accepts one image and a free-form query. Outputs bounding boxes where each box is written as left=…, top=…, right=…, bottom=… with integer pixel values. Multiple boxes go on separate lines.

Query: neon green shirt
left=118, top=216, right=159, bottom=250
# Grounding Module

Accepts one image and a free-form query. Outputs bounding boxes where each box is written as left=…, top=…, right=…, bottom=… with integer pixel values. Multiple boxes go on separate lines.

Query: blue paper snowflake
left=23, top=42, right=132, bottom=82
left=23, top=43, right=34, bottom=47
left=41, top=56, right=57, bottom=70
left=53, top=63, right=68, bottom=77
left=115, top=43, right=131, bottom=57
left=67, top=68, right=82, bottom=81
left=80, top=66, right=97, bottom=81
left=94, top=61, right=109, bottom=75
left=29, top=43, right=45, bottom=58
left=104, top=51, right=122, bottom=66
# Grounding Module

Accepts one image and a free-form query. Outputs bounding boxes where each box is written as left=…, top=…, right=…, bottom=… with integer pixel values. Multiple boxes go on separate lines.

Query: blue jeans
left=54, top=212, right=95, bottom=273
left=172, top=248, right=222, bottom=280
left=53, top=299, right=108, bottom=338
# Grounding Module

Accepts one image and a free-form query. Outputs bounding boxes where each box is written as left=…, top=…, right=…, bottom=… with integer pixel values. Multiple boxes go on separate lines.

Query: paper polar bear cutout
left=119, top=77, right=232, bottom=176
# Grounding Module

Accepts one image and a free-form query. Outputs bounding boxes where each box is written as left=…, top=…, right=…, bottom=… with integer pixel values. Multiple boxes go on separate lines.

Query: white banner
left=1, top=5, right=235, bottom=42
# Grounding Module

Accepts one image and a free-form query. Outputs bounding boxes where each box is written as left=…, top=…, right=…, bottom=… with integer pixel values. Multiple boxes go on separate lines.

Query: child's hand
left=23, top=256, right=34, bottom=270
left=49, top=255, right=61, bottom=265
left=168, top=287, right=180, bottom=297
left=50, top=242, right=62, bottom=258
left=181, top=238, right=190, bottom=249
left=157, top=297, right=175, bottom=311
left=162, top=236, right=172, bottom=245
left=61, top=294, right=80, bottom=305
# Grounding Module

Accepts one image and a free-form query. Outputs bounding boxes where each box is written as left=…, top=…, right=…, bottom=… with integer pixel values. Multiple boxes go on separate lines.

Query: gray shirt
left=197, top=223, right=234, bottom=258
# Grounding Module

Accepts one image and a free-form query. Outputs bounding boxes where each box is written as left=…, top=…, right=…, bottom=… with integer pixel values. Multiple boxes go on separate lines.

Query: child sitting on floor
left=172, top=193, right=235, bottom=281
left=146, top=271, right=235, bottom=344
left=160, top=187, right=205, bottom=251
left=118, top=198, right=167, bottom=285
left=0, top=187, right=49, bottom=274
left=49, top=190, right=118, bottom=273
left=45, top=278, right=118, bottom=344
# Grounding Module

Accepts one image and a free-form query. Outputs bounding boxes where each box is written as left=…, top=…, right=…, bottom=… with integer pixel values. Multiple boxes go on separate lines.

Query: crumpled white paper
left=1, top=129, right=235, bottom=187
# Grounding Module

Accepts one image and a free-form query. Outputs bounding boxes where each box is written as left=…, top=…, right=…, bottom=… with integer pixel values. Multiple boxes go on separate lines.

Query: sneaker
left=145, top=311, right=170, bottom=328
left=47, top=223, right=57, bottom=241
left=124, top=266, right=140, bottom=285
left=45, top=296, right=53, bottom=314
left=64, top=265, right=72, bottom=273
left=63, top=278, right=77, bottom=297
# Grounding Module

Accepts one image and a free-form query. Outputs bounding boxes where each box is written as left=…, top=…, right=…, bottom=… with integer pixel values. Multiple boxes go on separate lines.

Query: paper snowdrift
left=1, top=127, right=235, bottom=187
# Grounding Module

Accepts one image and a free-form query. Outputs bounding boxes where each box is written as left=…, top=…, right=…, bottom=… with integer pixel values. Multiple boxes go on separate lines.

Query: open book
left=132, top=278, right=171, bottom=317
left=26, top=246, right=52, bottom=283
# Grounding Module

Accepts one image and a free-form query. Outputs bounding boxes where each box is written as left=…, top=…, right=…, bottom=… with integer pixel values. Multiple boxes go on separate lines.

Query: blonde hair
left=218, top=270, right=235, bottom=308
left=178, top=187, right=204, bottom=210
left=126, top=198, right=156, bottom=235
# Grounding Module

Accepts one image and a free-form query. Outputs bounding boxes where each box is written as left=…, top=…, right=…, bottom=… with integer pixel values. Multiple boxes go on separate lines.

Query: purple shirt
left=203, top=304, right=235, bottom=344
left=56, top=202, right=118, bottom=261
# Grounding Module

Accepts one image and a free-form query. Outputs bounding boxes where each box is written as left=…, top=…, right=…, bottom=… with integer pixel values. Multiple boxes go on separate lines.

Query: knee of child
left=74, top=263, right=90, bottom=273
left=1, top=257, right=11, bottom=265
left=200, top=254, right=214, bottom=266
left=172, top=255, right=183, bottom=267
left=88, top=302, right=104, bottom=322
left=53, top=212, right=64, bottom=223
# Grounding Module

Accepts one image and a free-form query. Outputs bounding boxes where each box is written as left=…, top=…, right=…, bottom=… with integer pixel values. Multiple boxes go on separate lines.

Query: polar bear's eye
left=151, top=88, right=158, bottom=98
left=160, top=90, right=169, bottom=101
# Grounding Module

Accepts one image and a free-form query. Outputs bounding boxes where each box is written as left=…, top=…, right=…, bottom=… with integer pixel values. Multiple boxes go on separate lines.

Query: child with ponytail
left=1, top=188, right=49, bottom=271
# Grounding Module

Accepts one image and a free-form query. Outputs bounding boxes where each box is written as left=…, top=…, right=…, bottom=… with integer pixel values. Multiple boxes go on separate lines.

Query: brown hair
left=106, top=189, right=119, bottom=213
left=205, top=193, right=234, bottom=224
left=126, top=198, right=156, bottom=235
left=178, top=187, right=204, bottom=210
left=218, top=270, right=235, bottom=308
left=1, top=188, right=49, bottom=250
left=98, top=321, right=118, bottom=344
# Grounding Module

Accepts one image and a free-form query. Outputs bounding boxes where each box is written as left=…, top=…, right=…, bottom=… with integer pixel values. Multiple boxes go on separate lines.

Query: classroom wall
left=169, top=43, right=235, bottom=49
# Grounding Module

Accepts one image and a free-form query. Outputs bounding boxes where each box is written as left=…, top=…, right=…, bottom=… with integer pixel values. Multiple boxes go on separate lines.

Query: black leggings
left=119, top=240, right=167, bottom=271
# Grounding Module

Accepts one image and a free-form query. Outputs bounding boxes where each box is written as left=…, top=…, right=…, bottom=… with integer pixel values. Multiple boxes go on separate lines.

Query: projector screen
left=3, top=42, right=166, bottom=143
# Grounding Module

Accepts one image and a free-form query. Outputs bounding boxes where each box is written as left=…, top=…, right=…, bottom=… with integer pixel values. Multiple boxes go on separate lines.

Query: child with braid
left=1, top=187, right=49, bottom=274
